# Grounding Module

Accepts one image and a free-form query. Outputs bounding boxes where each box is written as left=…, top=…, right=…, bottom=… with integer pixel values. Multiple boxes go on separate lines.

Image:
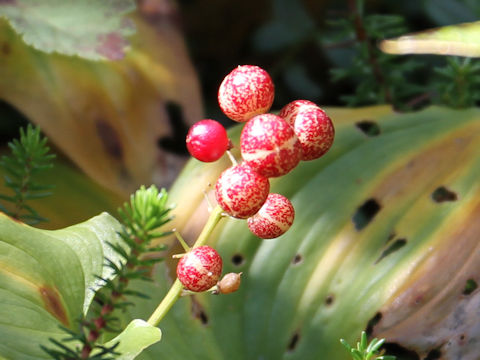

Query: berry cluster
left=180, top=65, right=335, bottom=293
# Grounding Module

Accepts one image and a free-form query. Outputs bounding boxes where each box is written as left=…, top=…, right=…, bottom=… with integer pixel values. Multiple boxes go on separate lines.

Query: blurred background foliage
left=1, top=0, right=480, bottom=227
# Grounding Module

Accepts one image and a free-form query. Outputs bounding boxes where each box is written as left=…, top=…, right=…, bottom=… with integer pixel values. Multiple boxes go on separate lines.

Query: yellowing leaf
left=380, top=21, right=480, bottom=57
left=0, top=6, right=203, bottom=196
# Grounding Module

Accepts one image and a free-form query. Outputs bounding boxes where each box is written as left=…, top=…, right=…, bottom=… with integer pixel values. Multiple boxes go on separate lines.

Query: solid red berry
left=176, top=246, right=223, bottom=292
left=218, top=65, right=275, bottom=122
left=279, top=100, right=335, bottom=160
left=247, top=193, right=295, bottom=239
left=186, top=119, right=230, bottom=162
left=240, top=114, right=302, bottom=178
left=215, top=163, right=270, bottom=219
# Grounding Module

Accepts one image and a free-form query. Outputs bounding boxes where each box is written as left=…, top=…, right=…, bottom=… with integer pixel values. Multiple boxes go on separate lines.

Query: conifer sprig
left=43, top=185, right=174, bottom=359
left=0, top=124, right=55, bottom=224
left=340, top=331, right=396, bottom=360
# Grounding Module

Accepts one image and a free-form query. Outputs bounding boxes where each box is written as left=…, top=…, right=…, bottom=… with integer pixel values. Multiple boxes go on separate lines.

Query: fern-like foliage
left=430, top=57, right=480, bottom=108
left=43, top=185, right=174, bottom=359
left=328, top=2, right=423, bottom=109
left=340, top=331, right=396, bottom=360
left=0, top=124, right=55, bottom=224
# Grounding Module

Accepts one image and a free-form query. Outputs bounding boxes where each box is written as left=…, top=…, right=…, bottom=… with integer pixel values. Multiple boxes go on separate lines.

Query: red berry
left=215, top=163, right=270, bottom=219
left=278, top=99, right=317, bottom=125
left=218, top=65, right=275, bottom=122
left=217, top=272, right=242, bottom=294
left=247, top=193, right=295, bottom=239
left=240, top=114, right=302, bottom=178
left=279, top=100, right=335, bottom=160
left=176, top=246, right=223, bottom=292
left=186, top=119, right=230, bottom=162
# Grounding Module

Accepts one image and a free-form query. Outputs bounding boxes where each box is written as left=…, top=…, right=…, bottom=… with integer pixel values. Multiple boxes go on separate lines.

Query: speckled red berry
left=247, top=193, right=295, bottom=239
left=176, top=246, right=223, bottom=292
left=215, top=163, right=270, bottom=219
left=217, top=272, right=242, bottom=294
left=240, top=114, right=302, bottom=178
left=279, top=100, right=335, bottom=160
left=186, top=119, right=230, bottom=162
left=218, top=65, right=275, bottom=122
left=278, top=99, right=317, bottom=125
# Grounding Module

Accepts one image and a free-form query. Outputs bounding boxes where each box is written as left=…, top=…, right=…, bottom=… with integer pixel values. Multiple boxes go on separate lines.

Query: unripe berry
left=279, top=100, right=335, bottom=160
left=186, top=119, right=230, bottom=162
left=176, top=246, right=223, bottom=292
left=240, top=114, right=302, bottom=178
left=247, top=193, right=295, bottom=239
left=217, top=272, right=242, bottom=294
left=218, top=65, right=275, bottom=122
left=215, top=163, right=270, bottom=219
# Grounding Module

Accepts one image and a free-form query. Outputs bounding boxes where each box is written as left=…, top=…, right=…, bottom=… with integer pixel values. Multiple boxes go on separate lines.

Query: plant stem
left=147, top=205, right=224, bottom=326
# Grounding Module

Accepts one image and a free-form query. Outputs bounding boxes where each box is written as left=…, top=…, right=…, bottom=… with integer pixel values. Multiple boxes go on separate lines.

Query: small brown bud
left=217, top=272, right=242, bottom=294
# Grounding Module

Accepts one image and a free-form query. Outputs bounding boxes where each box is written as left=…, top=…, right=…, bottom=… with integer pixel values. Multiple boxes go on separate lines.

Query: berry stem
left=226, top=150, right=238, bottom=166
left=174, top=230, right=191, bottom=252
left=147, top=205, right=224, bottom=327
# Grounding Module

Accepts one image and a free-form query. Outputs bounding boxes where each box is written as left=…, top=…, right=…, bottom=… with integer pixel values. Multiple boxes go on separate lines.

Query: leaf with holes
left=0, top=4, right=203, bottom=196
left=0, top=0, right=135, bottom=60
left=380, top=21, right=480, bottom=57
left=130, top=105, right=480, bottom=360
left=0, top=211, right=124, bottom=359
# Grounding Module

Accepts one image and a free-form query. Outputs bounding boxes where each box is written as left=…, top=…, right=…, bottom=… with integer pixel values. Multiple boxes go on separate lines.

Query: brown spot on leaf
left=96, top=32, right=128, bottom=61
left=39, top=286, right=69, bottom=326
left=95, top=119, right=124, bottom=160
left=0, top=0, right=16, bottom=4
left=1, top=42, right=11, bottom=55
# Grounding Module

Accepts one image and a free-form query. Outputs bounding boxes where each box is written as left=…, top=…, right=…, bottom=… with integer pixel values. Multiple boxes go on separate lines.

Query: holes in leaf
left=365, top=312, right=382, bottom=336
left=375, top=238, right=407, bottom=264
left=352, top=198, right=381, bottom=231
left=431, top=186, right=457, bottom=203
left=231, top=253, right=245, bottom=267
left=191, top=297, right=208, bottom=325
left=157, top=101, right=189, bottom=155
left=463, top=279, right=478, bottom=295
left=356, top=120, right=381, bottom=137
left=287, top=330, right=300, bottom=352
left=292, top=254, right=303, bottom=265
left=424, top=348, right=442, bottom=360
left=382, top=343, right=420, bottom=360
left=325, top=294, right=335, bottom=306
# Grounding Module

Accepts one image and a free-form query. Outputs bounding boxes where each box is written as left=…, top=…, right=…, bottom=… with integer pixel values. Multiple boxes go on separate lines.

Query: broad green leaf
left=129, top=106, right=480, bottom=359
left=380, top=21, right=480, bottom=57
left=0, top=211, right=124, bottom=359
left=0, top=9, right=203, bottom=196
left=0, top=0, right=135, bottom=60
left=102, top=319, right=162, bottom=360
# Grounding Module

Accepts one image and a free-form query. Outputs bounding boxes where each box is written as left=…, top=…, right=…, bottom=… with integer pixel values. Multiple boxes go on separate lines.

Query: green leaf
left=0, top=211, right=124, bottom=359
left=0, top=0, right=135, bottom=60
left=101, top=319, right=161, bottom=360
left=139, top=106, right=480, bottom=360
left=380, top=21, right=480, bottom=57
